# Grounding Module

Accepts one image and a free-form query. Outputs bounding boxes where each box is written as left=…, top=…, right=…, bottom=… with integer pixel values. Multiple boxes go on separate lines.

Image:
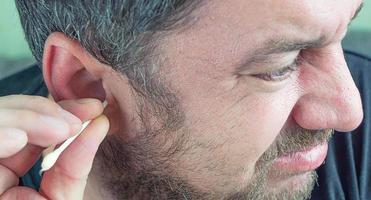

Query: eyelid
left=252, top=56, right=301, bottom=82
left=258, top=55, right=301, bottom=74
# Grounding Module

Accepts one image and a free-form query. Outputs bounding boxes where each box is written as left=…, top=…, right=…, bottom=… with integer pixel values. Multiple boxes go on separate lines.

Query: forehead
left=166, top=0, right=360, bottom=57
left=162, top=0, right=361, bottom=77
left=195, top=0, right=360, bottom=40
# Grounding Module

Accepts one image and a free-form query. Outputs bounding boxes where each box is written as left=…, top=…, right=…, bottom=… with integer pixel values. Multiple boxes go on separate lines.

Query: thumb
left=39, top=115, right=109, bottom=200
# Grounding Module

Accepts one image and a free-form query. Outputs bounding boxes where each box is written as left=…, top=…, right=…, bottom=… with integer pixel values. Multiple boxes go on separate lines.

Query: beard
left=93, top=114, right=333, bottom=200
left=92, top=78, right=334, bottom=199
left=225, top=127, right=334, bottom=200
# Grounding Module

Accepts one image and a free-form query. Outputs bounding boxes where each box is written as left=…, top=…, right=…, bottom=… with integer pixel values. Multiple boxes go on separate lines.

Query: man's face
left=98, top=0, right=364, bottom=199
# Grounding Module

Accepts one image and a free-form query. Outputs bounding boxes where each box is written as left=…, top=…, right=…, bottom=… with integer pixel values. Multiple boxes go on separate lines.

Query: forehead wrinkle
left=233, top=0, right=361, bottom=74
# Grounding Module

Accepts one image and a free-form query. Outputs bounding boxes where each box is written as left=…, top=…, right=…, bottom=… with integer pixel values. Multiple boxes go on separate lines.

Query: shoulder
left=344, top=50, right=371, bottom=88
left=344, top=50, right=371, bottom=122
left=0, top=64, right=48, bottom=96
left=344, top=49, right=371, bottom=66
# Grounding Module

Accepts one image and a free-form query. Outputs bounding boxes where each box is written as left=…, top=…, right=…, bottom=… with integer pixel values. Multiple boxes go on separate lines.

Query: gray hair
left=15, top=0, right=202, bottom=96
left=16, top=0, right=204, bottom=136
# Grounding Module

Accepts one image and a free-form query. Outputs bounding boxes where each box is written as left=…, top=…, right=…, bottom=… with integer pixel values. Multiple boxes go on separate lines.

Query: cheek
left=162, top=52, right=300, bottom=189
left=248, top=92, right=297, bottom=153
left=171, top=86, right=299, bottom=192
left=178, top=79, right=299, bottom=180
left=222, top=92, right=298, bottom=163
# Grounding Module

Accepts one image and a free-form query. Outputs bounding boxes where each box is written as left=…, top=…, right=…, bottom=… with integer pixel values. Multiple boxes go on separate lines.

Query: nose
left=292, top=45, right=363, bottom=132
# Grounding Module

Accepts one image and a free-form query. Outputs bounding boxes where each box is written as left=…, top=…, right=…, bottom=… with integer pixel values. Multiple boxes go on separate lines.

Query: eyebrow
left=234, top=2, right=364, bottom=74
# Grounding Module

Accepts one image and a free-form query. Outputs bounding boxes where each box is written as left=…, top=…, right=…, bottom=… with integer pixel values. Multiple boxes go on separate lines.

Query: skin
left=0, top=97, right=109, bottom=199
left=0, top=0, right=364, bottom=199
left=152, top=0, right=363, bottom=194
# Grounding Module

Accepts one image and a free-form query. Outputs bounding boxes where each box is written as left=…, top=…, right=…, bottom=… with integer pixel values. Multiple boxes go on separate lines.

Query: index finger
left=39, top=115, right=109, bottom=199
left=0, top=95, right=63, bottom=118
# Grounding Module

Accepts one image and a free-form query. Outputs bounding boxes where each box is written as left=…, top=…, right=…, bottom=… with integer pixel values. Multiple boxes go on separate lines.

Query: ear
left=42, top=32, right=138, bottom=137
left=42, top=32, right=106, bottom=102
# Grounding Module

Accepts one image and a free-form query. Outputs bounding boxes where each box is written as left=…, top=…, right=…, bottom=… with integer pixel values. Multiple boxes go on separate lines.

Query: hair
left=15, top=0, right=204, bottom=133
left=15, top=0, right=202, bottom=95
left=15, top=2, right=208, bottom=198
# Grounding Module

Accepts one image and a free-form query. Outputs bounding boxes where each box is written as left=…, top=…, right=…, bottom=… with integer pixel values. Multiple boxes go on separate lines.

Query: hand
left=0, top=95, right=109, bottom=200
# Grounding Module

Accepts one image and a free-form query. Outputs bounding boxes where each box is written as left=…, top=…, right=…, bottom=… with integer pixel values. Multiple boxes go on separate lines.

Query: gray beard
left=89, top=127, right=332, bottom=200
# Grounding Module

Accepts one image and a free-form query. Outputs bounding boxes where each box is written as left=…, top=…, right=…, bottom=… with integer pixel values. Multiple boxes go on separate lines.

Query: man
left=0, top=0, right=369, bottom=199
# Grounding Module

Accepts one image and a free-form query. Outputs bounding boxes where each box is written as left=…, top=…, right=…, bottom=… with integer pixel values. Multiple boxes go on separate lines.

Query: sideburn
left=92, top=77, right=210, bottom=199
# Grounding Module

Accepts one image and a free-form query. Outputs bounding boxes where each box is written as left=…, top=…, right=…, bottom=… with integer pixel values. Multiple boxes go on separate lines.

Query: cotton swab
left=40, top=100, right=108, bottom=174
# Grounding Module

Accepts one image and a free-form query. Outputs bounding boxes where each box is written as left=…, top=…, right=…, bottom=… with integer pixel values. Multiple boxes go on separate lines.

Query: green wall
left=0, top=0, right=370, bottom=60
left=349, top=1, right=371, bottom=31
left=0, top=0, right=32, bottom=59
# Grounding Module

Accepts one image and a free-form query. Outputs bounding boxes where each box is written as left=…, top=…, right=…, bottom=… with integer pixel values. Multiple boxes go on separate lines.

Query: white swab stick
left=40, top=100, right=108, bottom=173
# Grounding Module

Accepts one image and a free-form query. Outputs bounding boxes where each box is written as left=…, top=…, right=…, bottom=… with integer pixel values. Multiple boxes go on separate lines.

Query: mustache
left=259, top=126, right=334, bottom=163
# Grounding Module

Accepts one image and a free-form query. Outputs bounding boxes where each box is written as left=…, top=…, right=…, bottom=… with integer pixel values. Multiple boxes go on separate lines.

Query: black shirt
left=0, top=50, right=370, bottom=199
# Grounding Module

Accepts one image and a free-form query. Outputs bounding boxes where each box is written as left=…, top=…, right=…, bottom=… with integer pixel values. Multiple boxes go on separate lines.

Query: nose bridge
left=293, top=46, right=363, bottom=132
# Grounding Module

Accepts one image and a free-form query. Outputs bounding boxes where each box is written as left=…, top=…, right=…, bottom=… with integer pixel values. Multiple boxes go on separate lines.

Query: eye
left=252, top=58, right=300, bottom=82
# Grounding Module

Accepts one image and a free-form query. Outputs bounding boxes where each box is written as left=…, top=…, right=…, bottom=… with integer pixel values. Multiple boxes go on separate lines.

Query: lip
left=271, top=143, right=328, bottom=174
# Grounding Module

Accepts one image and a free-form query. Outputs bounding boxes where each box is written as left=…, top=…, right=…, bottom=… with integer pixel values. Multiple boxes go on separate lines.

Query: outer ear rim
left=42, top=32, right=108, bottom=102
left=42, top=32, right=79, bottom=101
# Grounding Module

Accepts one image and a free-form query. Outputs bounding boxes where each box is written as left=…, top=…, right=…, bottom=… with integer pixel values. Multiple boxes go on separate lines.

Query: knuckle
left=26, top=96, right=61, bottom=116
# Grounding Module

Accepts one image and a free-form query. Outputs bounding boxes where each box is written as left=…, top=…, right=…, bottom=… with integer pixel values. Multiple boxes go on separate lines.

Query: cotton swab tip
left=39, top=100, right=108, bottom=174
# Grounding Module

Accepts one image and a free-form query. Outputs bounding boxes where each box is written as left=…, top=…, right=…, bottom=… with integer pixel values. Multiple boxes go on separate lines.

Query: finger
left=0, top=95, right=82, bottom=133
left=0, top=95, right=62, bottom=117
left=0, top=109, right=79, bottom=147
left=0, top=144, right=43, bottom=177
left=0, top=128, right=27, bottom=158
left=57, top=98, right=104, bottom=122
left=0, top=99, right=105, bottom=178
left=0, top=95, right=103, bottom=127
left=0, top=186, right=47, bottom=200
left=0, top=165, right=18, bottom=195
left=39, top=115, right=109, bottom=200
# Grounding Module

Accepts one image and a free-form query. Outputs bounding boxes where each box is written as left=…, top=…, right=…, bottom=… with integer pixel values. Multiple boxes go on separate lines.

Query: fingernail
left=77, top=98, right=99, bottom=104
left=57, top=108, right=82, bottom=125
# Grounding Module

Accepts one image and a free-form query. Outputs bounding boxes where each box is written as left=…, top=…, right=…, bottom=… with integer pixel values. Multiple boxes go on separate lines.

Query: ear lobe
left=43, top=32, right=106, bottom=102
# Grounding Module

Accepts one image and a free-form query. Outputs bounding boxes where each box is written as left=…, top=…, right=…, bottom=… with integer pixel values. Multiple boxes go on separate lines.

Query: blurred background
left=0, top=0, right=370, bottom=80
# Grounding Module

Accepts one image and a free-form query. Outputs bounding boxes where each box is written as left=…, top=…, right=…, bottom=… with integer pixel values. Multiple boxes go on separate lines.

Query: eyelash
left=253, top=57, right=301, bottom=82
